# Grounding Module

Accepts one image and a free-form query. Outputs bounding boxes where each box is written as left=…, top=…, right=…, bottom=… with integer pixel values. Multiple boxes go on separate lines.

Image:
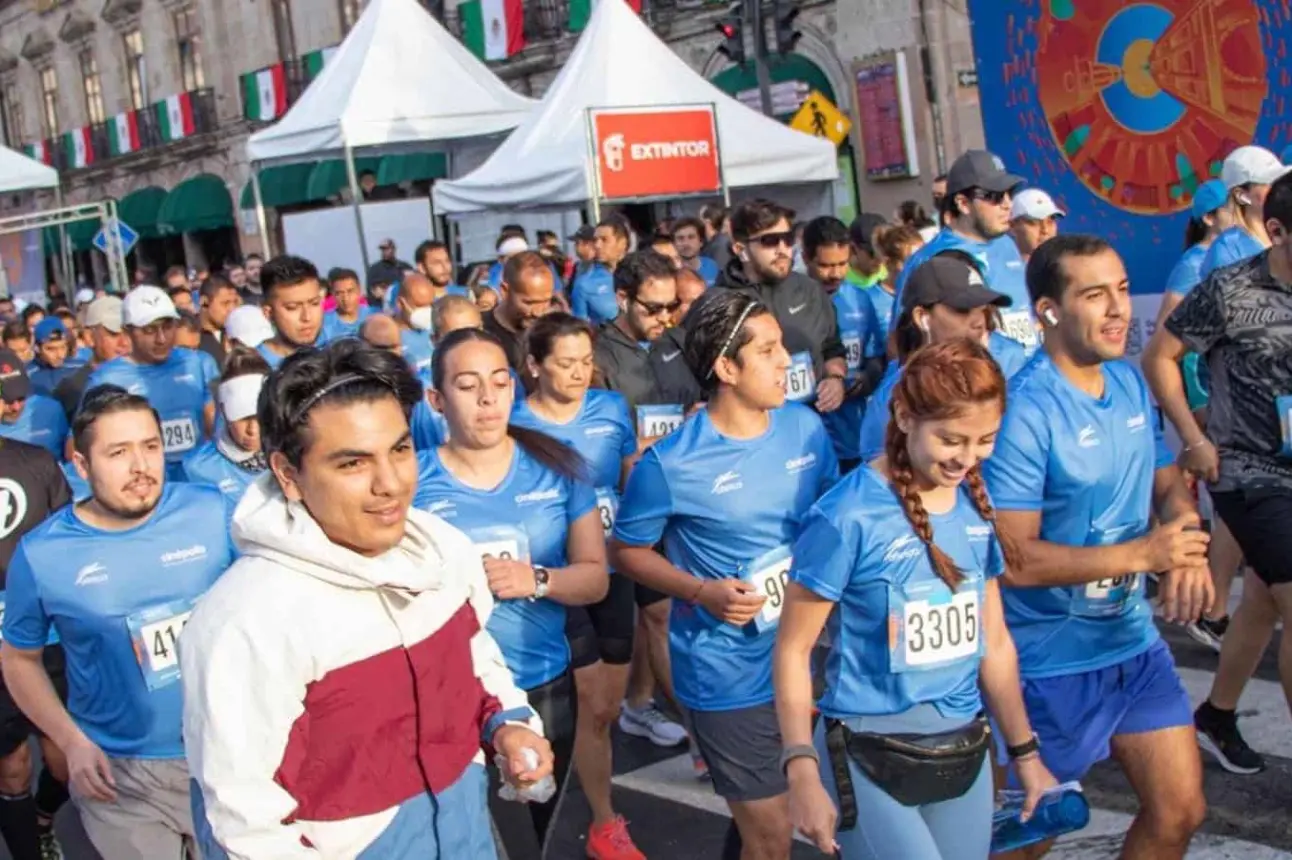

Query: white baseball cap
left=74, top=288, right=95, bottom=305
left=224, top=305, right=275, bottom=348
left=497, top=236, right=529, bottom=258
left=1220, top=145, right=1292, bottom=190
left=1010, top=188, right=1066, bottom=221
left=122, top=285, right=180, bottom=328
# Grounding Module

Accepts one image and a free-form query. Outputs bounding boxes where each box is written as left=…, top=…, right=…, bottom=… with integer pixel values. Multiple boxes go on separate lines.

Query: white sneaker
left=618, top=700, right=688, bottom=747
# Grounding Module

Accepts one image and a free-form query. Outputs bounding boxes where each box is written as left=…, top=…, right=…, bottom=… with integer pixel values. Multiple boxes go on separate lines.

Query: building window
left=339, top=0, right=364, bottom=33
left=124, top=29, right=147, bottom=110
left=174, top=5, right=205, bottom=91
left=0, top=84, right=23, bottom=147
left=39, top=67, right=58, bottom=138
left=79, top=50, right=105, bottom=125
left=272, top=0, right=297, bottom=61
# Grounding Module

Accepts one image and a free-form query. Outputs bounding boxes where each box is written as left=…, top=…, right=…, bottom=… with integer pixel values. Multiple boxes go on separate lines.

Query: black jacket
left=649, top=323, right=703, bottom=411
left=594, top=322, right=667, bottom=426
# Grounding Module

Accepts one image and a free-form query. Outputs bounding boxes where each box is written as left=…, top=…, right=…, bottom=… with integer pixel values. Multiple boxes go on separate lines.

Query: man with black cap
left=891, top=149, right=1038, bottom=352
left=568, top=225, right=598, bottom=286
left=366, top=238, right=411, bottom=297
left=0, top=350, right=70, bottom=459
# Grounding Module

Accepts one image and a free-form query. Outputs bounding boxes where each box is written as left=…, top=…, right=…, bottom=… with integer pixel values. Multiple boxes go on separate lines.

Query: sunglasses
left=969, top=188, right=1011, bottom=206
left=749, top=230, right=795, bottom=250
left=635, top=297, right=682, bottom=317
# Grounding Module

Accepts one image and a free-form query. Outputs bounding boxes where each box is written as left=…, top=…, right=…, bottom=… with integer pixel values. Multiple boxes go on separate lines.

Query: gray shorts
left=73, top=756, right=199, bottom=860
left=690, top=701, right=786, bottom=802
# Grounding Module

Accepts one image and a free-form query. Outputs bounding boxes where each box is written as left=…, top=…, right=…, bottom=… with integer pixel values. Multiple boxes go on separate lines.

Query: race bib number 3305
left=889, top=578, right=982, bottom=672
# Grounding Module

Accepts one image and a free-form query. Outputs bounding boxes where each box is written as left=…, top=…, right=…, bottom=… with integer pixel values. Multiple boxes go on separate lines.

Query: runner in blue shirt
left=572, top=218, right=630, bottom=326
left=180, top=349, right=270, bottom=512
left=1199, top=146, right=1288, bottom=281
left=319, top=267, right=373, bottom=343
left=415, top=328, right=608, bottom=858
left=87, top=287, right=218, bottom=479
left=27, top=319, right=81, bottom=397
left=255, top=255, right=324, bottom=370
left=672, top=218, right=721, bottom=286
left=510, top=313, right=647, bottom=859
left=862, top=224, right=924, bottom=360
left=776, top=339, right=1055, bottom=858
left=610, top=289, right=838, bottom=859
left=987, top=234, right=1211, bottom=858
left=0, top=350, right=68, bottom=459
left=2, top=385, right=233, bottom=859
left=414, top=239, right=472, bottom=305
left=394, top=271, right=436, bottom=376
left=893, top=150, right=1037, bottom=352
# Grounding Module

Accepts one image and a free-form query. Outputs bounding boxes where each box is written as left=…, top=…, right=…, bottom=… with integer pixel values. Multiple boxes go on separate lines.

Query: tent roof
left=433, top=0, right=838, bottom=214
left=0, top=145, right=58, bottom=193
left=246, top=0, right=536, bottom=167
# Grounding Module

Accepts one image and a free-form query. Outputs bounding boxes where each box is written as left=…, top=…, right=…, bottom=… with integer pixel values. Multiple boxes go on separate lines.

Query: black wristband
left=1007, top=735, right=1040, bottom=760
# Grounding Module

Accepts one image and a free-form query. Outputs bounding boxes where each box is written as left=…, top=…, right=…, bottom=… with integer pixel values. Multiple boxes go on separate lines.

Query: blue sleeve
left=571, top=280, right=590, bottom=321
left=859, top=292, right=885, bottom=359
left=982, top=398, right=1050, bottom=511
left=1164, top=252, right=1203, bottom=297
left=814, top=418, right=841, bottom=496
left=790, top=501, right=861, bottom=602
left=1153, top=419, right=1173, bottom=470
left=565, top=477, right=598, bottom=523
left=615, top=401, right=637, bottom=461
left=1199, top=238, right=1249, bottom=280
left=986, top=530, right=1006, bottom=579
left=3, top=542, right=52, bottom=649
left=858, top=387, right=889, bottom=461
left=612, top=450, right=672, bottom=547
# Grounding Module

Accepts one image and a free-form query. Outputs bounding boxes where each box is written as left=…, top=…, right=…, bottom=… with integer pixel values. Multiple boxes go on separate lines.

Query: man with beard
left=649, top=268, right=707, bottom=413
left=572, top=216, right=631, bottom=326
left=2, top=385, right=233, bottom=859
left=256, top=255, right=324, bottom=369
left=484, top=251, right=555, bottom=392
left=711, top=199, right=848, bottom=414
left=241, top=254, right=265, bottom=305
left=416, top=240, right=469, bottom=301
left=892, top=150, right=1037, bottom=351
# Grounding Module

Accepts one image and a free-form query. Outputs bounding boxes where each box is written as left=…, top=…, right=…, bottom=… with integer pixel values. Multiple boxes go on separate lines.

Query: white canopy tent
left=433, top=0, right=838, bottom=214
left=0, top=145, right=58, bottom=193
left=244, top=0, right=537, bottom=265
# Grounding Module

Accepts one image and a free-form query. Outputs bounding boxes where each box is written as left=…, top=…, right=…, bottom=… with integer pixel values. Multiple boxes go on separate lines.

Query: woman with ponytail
left=775, top=338, right=1056, bottom=859
left=413, top=327, right=609, bottom=859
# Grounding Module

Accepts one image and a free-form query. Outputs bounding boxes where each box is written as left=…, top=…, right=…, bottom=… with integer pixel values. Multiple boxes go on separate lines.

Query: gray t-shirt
left=1165, top=250, right=1292, bottom=491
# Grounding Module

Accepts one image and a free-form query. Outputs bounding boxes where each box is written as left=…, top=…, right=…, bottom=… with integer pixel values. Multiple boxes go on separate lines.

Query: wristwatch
left=1007, top=735, right=1041, bottom=760
left=531, top=566, right=551, bottom=601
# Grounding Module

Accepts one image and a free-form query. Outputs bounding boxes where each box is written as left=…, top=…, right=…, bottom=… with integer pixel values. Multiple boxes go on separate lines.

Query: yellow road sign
left=790, top=90, right=852, bottom=146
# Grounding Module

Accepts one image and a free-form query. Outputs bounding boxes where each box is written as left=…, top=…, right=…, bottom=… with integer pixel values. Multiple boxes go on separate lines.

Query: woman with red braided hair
left=773, top=338, right=1056, bottom=859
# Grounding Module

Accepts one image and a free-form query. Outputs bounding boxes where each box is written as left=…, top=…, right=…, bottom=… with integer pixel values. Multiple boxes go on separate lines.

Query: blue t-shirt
left=510, top=390, right=635, bottom=493
left=984, top=352, right=1173, bottom=679
left=860, top=286, right=895, bottom=359
left=1165, top=244, right=1210, bottom=297
left=3, top=483, right=235, bottom=758
left=695, top=257, right=721, bottom=287
left=320, top=306, right=375, bottom=343
left=413, top=445, right=597, bottom=690
left=401, top=327, right=434, bottom=377
left=1200, top=226, right=1265, bottom=280
left=893, top=230, right=1036, bottom=352
left=821, top=285, right=880, bottom=463
left=571, top=264, right=618, bottom=326
left=410, top=400, right=448, bottom=451
left=613, top=404, right=839, bottom=711
left=988, top=330, right=1028, bottom=380
left=179, top=441, right=258, bottom=515
left=27, top=361, right=82, bottom=398
left=792, top=465, right=1005, bottom=721
left=0, top=394, right=68, bottom=459
left=88, top=350, right=217, bottom=468
left=60, top=461, right=90, bottom=502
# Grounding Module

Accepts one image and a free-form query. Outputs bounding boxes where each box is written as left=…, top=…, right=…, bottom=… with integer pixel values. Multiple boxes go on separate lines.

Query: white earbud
left=1042, top=308, right=1059, bottom=326
left=918, top=316, right=931, bottom=335
left=1238, top=194, right=1253, bottom=207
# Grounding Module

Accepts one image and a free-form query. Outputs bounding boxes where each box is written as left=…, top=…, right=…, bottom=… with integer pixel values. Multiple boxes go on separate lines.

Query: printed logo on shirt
left=965, top=525, right=991, bottom=541
left=424, top=499, right=457, bottom=517
left=584, top=425, right=617, bottom=438
left=127, top=383, right=146, bottom=396
left=1126, top=413, right=1147, bottom=433
left=0, top=478, right=28, bottom=540
left=1077, top=425, right=1100, bottom=448
left=217, top=478, right=240, bottom=495
left=883, top=534, right=924, bottom=562
left=788, top=303, right=807, bottom=315
left=161, top=545, right=208, bottom=567
left=1005, top=260, right=1022, bottom=270
left=967, top=270, right=985, bottom=287
left=74, top=562, right=108, bottom=586
left=174, top=374, right=195, bottom=384
left=661, top=351, right=681, bottom=363
left=784, top=454, right=817, bottom=474
left=711, top=470, right=743, bottom=495
left=516, top=488, right=561, bottom=505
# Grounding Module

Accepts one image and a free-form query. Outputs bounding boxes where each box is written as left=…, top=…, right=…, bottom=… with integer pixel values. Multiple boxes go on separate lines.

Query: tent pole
left=105, top=199, right=127, bottom=296
left=344, top=142, right=371, bottom=277
left=54, top=185, right=71, bottom=298
left=251, top=167, right=274, bottom=258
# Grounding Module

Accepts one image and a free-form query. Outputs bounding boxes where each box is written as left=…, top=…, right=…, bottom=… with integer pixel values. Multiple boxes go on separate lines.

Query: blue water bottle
left=991, top=782, right=1090, bottom=853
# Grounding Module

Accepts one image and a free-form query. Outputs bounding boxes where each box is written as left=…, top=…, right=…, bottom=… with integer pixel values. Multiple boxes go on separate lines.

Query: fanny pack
left=824, top=715, right=990, bottom=826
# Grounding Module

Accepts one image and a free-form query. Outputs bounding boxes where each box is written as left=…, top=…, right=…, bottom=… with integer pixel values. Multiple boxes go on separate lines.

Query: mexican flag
left=157, top=92, right=195, bottom=141
left=108, top=111, right=140, bottom=156
left=24, top=141, right=50, bottom=164
left=569, top=0, right=641, bottom=31
left=244, top=64, right=287, bottom=121
left=304, top=46, right=338, bottom=82
left=65, top=127, right=94, bottom=168
left=460, top=0, right=525, bottom=61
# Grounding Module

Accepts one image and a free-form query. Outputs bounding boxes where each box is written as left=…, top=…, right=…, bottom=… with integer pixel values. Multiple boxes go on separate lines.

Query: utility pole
left=748, top=0, right=774, bottom=117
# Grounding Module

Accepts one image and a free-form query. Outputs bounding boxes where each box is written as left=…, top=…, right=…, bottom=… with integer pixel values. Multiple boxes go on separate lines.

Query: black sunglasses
left=635, top=297, right=682, bottom=317
left=968, top=188, right=1011, bottom=206
left=750, top=230, right=795, bottom=249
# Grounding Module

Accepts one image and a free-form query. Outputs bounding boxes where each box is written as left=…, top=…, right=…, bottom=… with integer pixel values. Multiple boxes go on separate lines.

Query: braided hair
left=884, top=338, right=1018, bottom=589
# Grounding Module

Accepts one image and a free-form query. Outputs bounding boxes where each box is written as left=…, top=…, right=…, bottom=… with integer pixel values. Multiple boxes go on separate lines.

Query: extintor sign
left=588, top=105, right=723, bottom=201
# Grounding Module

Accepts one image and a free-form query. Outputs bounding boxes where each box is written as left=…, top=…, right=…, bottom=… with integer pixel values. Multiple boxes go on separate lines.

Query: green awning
left=157, top=173, right=234, bottom=235
left=710, top=54, right=837, bottom=120
left=305, top=157, right=381, bottom=201
left=116, top=186, right=167, bottom=239
left=239, top=163, right=319, bottom=209
left=43, top=218, right=103, bottom=254
left=377, top=152, right=448, bottom=186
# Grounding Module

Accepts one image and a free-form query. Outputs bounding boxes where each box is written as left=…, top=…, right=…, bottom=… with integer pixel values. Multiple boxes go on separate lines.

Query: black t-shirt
left=0, top=440, right=71, bottom=588
left=52, top=363, right=94, bottom=423
left=484, top=310, right=537, bottom=393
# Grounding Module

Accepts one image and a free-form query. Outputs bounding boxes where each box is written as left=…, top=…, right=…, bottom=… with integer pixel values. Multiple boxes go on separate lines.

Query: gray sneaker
left=618, top=700, right=688, bottom=747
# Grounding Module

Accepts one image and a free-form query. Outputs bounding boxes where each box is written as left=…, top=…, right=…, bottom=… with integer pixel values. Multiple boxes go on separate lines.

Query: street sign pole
left=748, top=0, right=774, bottom=117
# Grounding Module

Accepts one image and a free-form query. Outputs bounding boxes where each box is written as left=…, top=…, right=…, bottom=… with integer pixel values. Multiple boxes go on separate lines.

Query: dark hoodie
left=594, top=321, right=669, bottom=427
left=649, top=318, right=702, bottom=411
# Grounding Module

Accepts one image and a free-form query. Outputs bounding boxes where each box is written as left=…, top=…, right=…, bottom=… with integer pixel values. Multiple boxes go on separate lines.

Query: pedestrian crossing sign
left=790, top=91, right=851, bottom=146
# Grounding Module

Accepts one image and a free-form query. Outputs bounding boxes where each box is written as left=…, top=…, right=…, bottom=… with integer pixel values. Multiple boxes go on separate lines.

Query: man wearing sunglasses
left=891, top=150, right=1039, bottom=353
left=711, top=199, right=849, bottom=416
left=594, top=250, right=680, bottom=424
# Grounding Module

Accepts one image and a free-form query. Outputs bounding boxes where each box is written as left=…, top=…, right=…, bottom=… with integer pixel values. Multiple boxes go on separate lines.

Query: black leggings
left=489, top=671, right=578, bottom=859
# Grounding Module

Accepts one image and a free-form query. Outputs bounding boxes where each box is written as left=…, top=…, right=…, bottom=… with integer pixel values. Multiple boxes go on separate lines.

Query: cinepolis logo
left=602, top=133, right=626, bottom=172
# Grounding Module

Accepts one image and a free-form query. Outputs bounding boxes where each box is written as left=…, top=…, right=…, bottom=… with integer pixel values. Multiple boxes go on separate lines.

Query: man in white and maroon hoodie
left=180, top=339, right=552, bottom=859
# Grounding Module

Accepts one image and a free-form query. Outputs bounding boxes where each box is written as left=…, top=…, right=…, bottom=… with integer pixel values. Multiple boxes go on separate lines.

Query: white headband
left=219, top=374, right=266, bottom=423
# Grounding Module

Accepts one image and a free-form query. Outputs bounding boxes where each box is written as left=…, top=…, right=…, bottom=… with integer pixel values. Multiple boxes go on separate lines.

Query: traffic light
left=773, top=0, right=801, bottom=54
left=716, top=5, right=746, bottom=65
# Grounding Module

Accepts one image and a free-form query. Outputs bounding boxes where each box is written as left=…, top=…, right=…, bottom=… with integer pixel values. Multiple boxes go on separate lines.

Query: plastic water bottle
left=495, top=747, right=557, bottom=804
left=991, top=782, right=1090, bottom=853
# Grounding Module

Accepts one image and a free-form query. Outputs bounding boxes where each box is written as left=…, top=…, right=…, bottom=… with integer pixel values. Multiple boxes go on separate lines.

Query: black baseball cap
left=900, top=253, right=1012, bottom=315
left=0, top=348, right=31, bottom=403
left=945, top=149, right=1026, bottom=198
left=568, top=225, right=596, bottom=242
left=849, top=213, right=889, bottom=253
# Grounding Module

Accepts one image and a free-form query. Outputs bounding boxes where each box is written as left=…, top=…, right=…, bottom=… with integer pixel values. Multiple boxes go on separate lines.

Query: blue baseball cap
left=33, top=317, right=67, bottom=344
left=1191, top=179, right=1227, bottom=219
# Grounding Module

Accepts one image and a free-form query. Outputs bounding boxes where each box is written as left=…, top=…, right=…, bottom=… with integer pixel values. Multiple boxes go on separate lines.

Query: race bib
left=160, top=416, right=197, bottom=454
left=127, top=598, right=195, bottom=691
left=842, top=334, right=863, bottom=374
left=469, top=525, right=531, bottom=564
left=595, top=487, right=618, bottom=537
left=1278, top=395, right=1292, bottom=457
left=786, top=351, right=816, bottom=402
left=889, top=578, right=982, bottom=672
left=999, top=310, right=1039, bottom=351
left=741, top=545, right=793, bottom=631
left=1072, top=524, right=1145, bottom=618
left=637, top=404, right=684, bottom=438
